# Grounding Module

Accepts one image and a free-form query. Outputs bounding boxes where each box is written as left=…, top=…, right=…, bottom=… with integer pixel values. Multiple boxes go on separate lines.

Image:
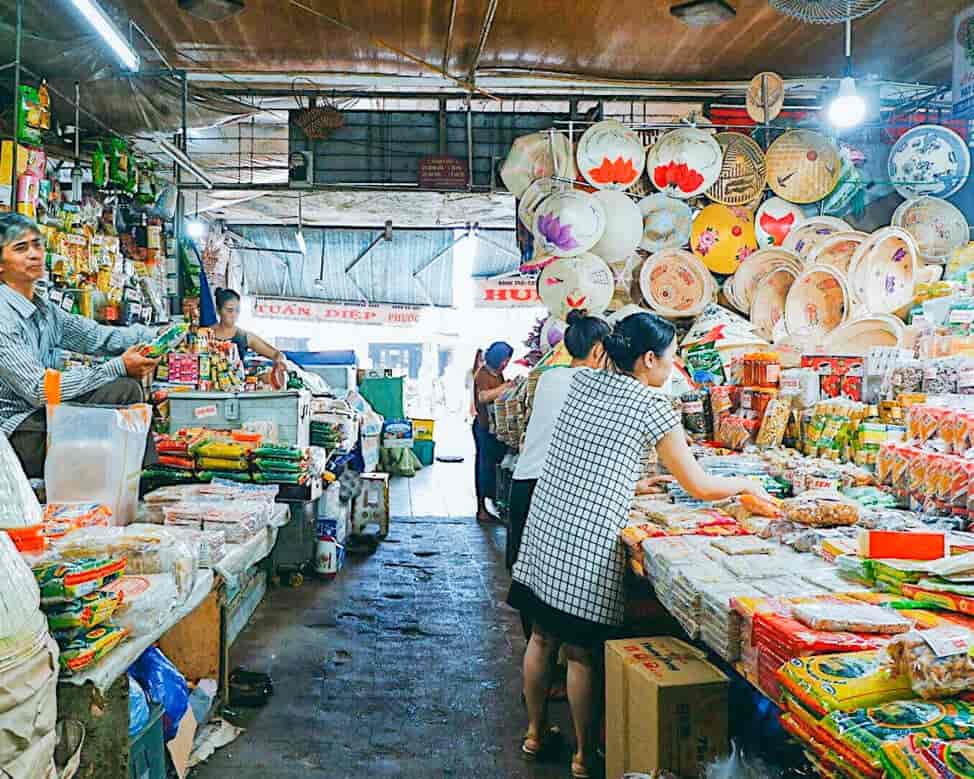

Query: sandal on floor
left=570, top=760, right=591, bottom=779
left=521, top=726, right=561, bottom=760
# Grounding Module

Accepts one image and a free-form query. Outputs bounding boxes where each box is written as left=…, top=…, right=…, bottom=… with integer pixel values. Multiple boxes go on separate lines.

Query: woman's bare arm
left=656, top=429, right=770, bottom=502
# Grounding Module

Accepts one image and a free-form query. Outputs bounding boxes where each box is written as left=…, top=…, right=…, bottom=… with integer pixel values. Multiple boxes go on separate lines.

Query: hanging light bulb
left=827, top=18, right=867, bottom=130
left=828, top=76, right=867, bottom=128
left=185, top=220, right=206, bottom=239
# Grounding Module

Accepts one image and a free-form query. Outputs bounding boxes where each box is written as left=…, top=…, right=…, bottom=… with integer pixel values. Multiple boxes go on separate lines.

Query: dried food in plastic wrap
left=779, top=368, right=820, bottom=409
left=782, top=491, right=860, bottom=527
left=792, top=601, right=913, bottom=634
left=710, top=537, right=778, bottom=556
left=41, top=503, right=112, bottom=539
left=52, top=525, right=198, bottom=600
left=102, top=573, right=178, bottom=636
left=32, top=556, right=126, bottom=604
left=753, top=577, right=827, bottom=598
left=923, top=357, right=964, bottom=395
left=778, top=651, right=914, bottom=718
left=722, top=553, right=797, bottom=580
left=680, top=389, right=713, bottom=440
left=44, top=590, right=122, bottom=634
left=0, top=432, right=42, bottom=529
left=885, top=360, right=924, bottom=398
left=716, top=415, right=756, bottom=450
left=884, top=627, right=974, bottom=700
left=755, top=396, right=791, bottom=449
left=908, top=405, right=948, bottom=444
left=59, top=624, right=129, bottom=675
left=709, top=385, right=737, bottom=422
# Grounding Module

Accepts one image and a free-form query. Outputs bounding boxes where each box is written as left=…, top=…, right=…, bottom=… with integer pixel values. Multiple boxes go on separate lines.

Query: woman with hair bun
left=211, top=287, right=288, bottom=386
left=507, top=310, right=608, bottom=638
left=509, top=311, right=769, bottom=778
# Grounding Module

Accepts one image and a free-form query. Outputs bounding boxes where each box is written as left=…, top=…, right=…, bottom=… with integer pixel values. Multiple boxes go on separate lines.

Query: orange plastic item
left=740, top=493, right=783, bottom=518
left=43, top=369, right=61, bottom=406
left=230, top=430, right=263, bottom=444
left=5, top=525, right=47, bottom=554
left=858, top=529, right=948, bottom=561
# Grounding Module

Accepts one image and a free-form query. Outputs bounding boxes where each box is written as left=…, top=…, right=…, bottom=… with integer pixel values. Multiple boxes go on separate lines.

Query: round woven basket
left=846, top=227, right=918, bottom=315
left=727, top=248, right=802, bottom=313
left=766, top=130, right=842, bottom=204
left=822, top=315, right=906, bottom=354
left=805, top=231, right=869, bottom=275
left=782, top=216, right=853, bottom=265
left=638, top=248, right=716, bottom=318
left=892, top=196, right=969, bottom=264
left=707, top=132, right=767, bottom=207
left=784, top=264, right=853, bottom=338
left=750, top=267, right=797, bottom=341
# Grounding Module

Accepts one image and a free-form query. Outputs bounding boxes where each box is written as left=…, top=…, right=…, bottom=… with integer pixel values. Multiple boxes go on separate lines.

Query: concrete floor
left=192, top=425, right=574, bottom=778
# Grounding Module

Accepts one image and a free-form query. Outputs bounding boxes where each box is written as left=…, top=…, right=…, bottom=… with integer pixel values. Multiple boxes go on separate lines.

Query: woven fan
left=769, top=0, right=886, bottom=23
left=294, top=100, right=344, bottom=140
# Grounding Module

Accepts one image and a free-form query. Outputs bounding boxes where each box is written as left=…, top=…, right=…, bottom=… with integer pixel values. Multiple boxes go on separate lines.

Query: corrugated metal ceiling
left=231, top=226, right=456, bottom=307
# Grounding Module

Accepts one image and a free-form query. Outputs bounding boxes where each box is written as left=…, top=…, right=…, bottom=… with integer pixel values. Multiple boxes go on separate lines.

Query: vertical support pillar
left=10, top=0, right=23, bottom=210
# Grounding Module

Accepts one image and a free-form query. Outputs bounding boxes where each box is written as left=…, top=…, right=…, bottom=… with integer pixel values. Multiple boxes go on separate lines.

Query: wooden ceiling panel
left=94, top=0, right=974, bottom=84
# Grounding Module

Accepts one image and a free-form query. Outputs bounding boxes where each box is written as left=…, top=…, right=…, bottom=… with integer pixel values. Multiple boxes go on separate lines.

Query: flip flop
left=571, top=759, right=591, bottom=779
left=521, top=726, right=562, bottom=761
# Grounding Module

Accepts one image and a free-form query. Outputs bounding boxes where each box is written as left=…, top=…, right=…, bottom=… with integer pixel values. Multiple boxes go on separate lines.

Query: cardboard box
left=605, top=636, right=729, bottom=779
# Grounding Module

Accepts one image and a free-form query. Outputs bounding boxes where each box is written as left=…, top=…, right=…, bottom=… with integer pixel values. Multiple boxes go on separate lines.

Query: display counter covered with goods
left=496, top=109, right=974, bottom=776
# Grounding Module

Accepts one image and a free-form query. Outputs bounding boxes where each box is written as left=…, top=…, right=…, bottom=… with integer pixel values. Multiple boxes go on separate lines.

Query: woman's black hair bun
left=565, top=308, right=589, bottom=326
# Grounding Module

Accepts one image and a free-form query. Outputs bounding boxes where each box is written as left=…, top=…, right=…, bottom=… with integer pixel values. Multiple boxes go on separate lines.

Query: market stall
left=493, top=80, right=974, bottom=776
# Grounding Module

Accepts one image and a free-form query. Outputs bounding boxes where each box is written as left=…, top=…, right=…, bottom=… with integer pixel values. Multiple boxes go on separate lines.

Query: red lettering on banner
left=510, top=289, right=535, bottom=302
left=484, top=289, right=507, bottom=301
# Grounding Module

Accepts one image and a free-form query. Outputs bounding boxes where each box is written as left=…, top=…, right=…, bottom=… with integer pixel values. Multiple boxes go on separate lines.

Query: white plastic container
left=45, top=404, right=151, bottom=526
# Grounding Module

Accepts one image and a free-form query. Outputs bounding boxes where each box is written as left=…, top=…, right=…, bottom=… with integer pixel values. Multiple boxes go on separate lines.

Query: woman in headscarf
left=472, top=341, right=513, bottom=522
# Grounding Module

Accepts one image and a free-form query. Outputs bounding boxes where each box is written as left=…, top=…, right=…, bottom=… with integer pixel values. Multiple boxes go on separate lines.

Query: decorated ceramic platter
left=888, top=124, right=971, bottom=200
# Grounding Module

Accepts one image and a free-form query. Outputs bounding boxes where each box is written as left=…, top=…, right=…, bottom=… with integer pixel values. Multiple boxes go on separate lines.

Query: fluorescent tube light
left=158, top=139, right=215, bottom=189
left=70, top=0, right=140, bottom=71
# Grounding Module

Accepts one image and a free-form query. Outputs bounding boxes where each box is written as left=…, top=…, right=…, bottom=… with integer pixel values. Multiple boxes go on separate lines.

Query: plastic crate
left=412, top=439, right=435, bottom=466
left=411, top=418, right=435, bottom=441
left=129, top=703, right=165, bottom=779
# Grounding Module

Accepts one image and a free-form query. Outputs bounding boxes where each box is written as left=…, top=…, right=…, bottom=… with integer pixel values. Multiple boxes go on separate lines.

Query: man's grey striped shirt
left=0, top=283, right=153, bottom=435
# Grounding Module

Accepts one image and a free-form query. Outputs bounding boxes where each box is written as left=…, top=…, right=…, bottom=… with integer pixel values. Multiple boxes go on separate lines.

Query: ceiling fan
left=768, top=0, right=886, bottom=24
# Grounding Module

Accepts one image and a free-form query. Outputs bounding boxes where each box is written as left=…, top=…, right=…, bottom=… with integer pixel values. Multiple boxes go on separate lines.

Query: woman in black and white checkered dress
left=508, top=311, right=770, bottom=779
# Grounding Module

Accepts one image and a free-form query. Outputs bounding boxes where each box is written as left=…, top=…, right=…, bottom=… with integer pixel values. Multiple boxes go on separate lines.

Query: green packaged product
left=16, top=84, right=43, bottom=145
left=684, top=343, right=726, bottom=385
left=823, top=699, right=974, bottom=771
left=92, top=143, right=107, bottom=188
left=253, top=445, right=305, bottom=461
left=254, top=471, right=308, bottom=485
left=144, top=322, right=189, bottom=359
left=45, top=590, right=122, bottom=634
left=198, top=470, right=252, bottom=483
left=109, top=137, right=129, bottom=186
left=32, top=556, right=127, bottom=604
left=59, top=624, right=129, bottom=675
left=254, top=458, right=307, bottom=474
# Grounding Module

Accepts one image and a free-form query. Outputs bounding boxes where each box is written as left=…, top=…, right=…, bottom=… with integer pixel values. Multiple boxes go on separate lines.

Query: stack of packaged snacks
left=823, top=699, right=974, bottom=776
left=252, top=445, right=311, bottom=485
left=30, top=555, right=129, bottom=675
left=881, top=733, right=974, bottom=778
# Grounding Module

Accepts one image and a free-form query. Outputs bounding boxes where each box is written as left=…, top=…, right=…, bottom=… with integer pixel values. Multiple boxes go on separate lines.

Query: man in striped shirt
left=0, top=214, right=160, bottom=478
